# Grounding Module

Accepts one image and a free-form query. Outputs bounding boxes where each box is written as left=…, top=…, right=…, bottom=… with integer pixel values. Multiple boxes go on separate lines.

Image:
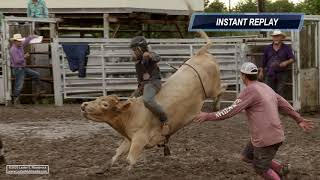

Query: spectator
left=258, top=30, right=294, bottom=99
left=10, top=34, right=44, bottom=106
left=27, top=0, right=49, bottom=18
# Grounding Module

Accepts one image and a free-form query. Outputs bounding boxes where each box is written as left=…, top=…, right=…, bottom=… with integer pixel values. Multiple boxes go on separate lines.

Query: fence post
left=51, top=39, right=63, bottom=106
left=238, top=42, right=247, bottom=93
left=4, top=20, right=12, bottom=106
left=0, top=25, right=5, bottom=104
left=103, top=14, right=110, bottom=39
left=291, top=30, right=301, bottom=110
left=189, top=44, right=193, bottom=58
left=318, top=21, right=320, bottom=108
left=102, top=44, right=107, bottom=96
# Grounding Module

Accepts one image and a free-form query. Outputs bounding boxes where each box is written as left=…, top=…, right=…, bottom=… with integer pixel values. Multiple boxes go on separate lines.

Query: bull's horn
left=185, top=0, right=213, bottom=55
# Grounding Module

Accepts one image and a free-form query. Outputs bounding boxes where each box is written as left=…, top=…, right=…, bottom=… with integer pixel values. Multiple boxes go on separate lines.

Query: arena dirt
left=0, top=105, right=319, bottom=180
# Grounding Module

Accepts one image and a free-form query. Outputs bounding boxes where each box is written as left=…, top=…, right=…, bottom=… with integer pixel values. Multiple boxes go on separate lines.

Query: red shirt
left=207, top=81, right=303, bottom=147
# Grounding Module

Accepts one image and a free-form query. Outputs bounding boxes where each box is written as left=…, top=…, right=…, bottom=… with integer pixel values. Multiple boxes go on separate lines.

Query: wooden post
left=51, top=40, right=63, bottom=106
left=257, top=0, right=267, bottom=37
left=50, top=23, right=56, bottom=40
left=103, top=13, right=110, bottom=38
left=147, top=24, right=151, bottom=38
left=142, top=23, right=145, bottom=37
left=318, top=21, right=320, bottom=107
left=49, top=14, right=57, bottom=39
left=5, top=20, right=12, bottom=105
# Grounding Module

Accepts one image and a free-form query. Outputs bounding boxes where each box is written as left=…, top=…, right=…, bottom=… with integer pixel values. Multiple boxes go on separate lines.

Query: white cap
left=240, top=62, right=258, bottom=75
left=271, top=30, right=286, bottom=37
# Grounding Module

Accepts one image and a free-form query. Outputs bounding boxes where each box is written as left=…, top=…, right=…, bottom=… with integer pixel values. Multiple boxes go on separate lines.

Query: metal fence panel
left=53, top=39, right=242, bottom=106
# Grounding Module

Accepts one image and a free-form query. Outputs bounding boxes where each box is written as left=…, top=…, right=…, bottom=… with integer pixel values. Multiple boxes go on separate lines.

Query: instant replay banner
left=188, top=13, right=304, bottom=31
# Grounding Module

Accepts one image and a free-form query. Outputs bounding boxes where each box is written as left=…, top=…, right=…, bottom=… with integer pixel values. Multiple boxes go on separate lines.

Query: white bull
left=81, top=30, right=223, bottom=171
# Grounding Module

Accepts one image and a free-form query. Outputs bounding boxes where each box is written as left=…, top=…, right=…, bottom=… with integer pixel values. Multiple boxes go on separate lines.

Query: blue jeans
left=265, top=72, right=288, bottom=99
left=142, top=80, right=168, bottom=122
left=12, top=67, right=40, bottom=97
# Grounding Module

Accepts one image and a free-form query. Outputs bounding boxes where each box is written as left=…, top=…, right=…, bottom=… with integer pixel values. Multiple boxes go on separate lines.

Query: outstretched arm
left=277, top=94, right=314, bottom=132
left=22, top=36, right=37, bottom=47
left=277, top=94, right=303, bottom=124
left=195, top=88, right=255, bottom=123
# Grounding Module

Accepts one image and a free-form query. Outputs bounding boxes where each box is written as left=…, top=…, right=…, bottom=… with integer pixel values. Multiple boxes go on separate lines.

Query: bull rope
left=182, top=63, right=209, bottom=99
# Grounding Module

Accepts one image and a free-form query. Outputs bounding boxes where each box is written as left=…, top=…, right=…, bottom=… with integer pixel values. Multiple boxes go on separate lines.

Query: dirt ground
left=0, top=104, right=319, bottom=180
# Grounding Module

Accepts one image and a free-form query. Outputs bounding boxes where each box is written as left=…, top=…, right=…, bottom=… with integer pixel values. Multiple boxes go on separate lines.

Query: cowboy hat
left=271, top=30, right=286, bottom=37
left=10, top=34, right=25, bottom=41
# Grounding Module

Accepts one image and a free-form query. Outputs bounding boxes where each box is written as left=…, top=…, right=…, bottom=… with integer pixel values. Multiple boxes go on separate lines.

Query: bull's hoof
left=164, top=146, right=171, bottom=156
left=161, top=123, right=170, bottom=136
left=127, top=165, right=133, bottom=172
left=94, top=169, right=107, bottom=175
left=91, top=165, right=110, bottom=175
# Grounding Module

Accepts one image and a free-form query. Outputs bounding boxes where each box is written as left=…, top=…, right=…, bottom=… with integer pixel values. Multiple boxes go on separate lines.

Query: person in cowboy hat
left=10, top=34, right=43, bottom=105
left=130, top=36, right=170, bottom=135
left=258, top=30, right=294, bottom=99
left=195, top=62, right=314, bottom=180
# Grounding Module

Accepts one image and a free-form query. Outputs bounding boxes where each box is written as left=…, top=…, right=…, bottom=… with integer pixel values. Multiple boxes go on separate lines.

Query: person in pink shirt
left=195, top=62, right=314, bottom=180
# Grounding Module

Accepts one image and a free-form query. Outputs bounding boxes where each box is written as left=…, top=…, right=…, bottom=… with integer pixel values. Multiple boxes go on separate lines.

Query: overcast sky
left=209, top=0, right=303, bottom=8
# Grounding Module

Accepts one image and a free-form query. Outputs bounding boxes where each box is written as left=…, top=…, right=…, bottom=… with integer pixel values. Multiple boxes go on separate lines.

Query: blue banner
left=189, top=13, right=304, bottom=31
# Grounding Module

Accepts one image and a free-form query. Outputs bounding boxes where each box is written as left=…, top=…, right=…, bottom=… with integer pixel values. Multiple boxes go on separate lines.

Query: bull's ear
left=108, top=95, right=119, bottom=101
left=116, top=101, right=131, bottom=111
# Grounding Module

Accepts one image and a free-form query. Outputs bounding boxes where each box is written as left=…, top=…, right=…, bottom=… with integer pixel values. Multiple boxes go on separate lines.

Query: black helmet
left=130, top=36, right=148, bottom=50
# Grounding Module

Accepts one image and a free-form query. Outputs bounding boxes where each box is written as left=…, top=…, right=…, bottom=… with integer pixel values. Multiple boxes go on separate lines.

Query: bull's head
left=81, top=95, right=131, bottom=122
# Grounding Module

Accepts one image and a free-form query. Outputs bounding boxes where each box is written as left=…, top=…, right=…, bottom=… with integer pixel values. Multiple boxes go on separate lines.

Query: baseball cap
left=240, top=62, right=258, bottom=75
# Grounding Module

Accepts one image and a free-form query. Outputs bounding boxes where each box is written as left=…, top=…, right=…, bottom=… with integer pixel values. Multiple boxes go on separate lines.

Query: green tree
left=266, top=0, right=296, bottom=12
left=304, top=0, right=320, bottom=14
left=294, top=1, right=307, bottom=12
left=205, top=0, right=228, bottom=12
left=234, top=0, right=257, bottom=12
left=204, top=0, right=210, bottom=8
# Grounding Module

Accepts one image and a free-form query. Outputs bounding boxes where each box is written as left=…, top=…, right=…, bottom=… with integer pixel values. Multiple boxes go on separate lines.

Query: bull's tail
left=196, top=30, right=213, bottom=55
left=185, top=0, right=212, bottom=55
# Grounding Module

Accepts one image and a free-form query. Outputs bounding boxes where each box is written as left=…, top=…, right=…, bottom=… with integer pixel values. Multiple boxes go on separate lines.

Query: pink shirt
left=207, top=81, right=303, bottom=147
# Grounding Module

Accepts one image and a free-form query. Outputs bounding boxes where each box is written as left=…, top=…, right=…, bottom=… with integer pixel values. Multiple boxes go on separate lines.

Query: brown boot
left=13, top=96, right=20, bottom=104
left=13, top=97, right=23, bottom=108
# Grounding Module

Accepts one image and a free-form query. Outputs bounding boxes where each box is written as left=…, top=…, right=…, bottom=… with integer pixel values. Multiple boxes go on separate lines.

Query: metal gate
left=0, top=17, right=57, bottom=105
left=3, top=16, right=318, bottom=109
left=292, top=15, right=320, bottom=112
left=52, top=38, right=244, bottom=106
